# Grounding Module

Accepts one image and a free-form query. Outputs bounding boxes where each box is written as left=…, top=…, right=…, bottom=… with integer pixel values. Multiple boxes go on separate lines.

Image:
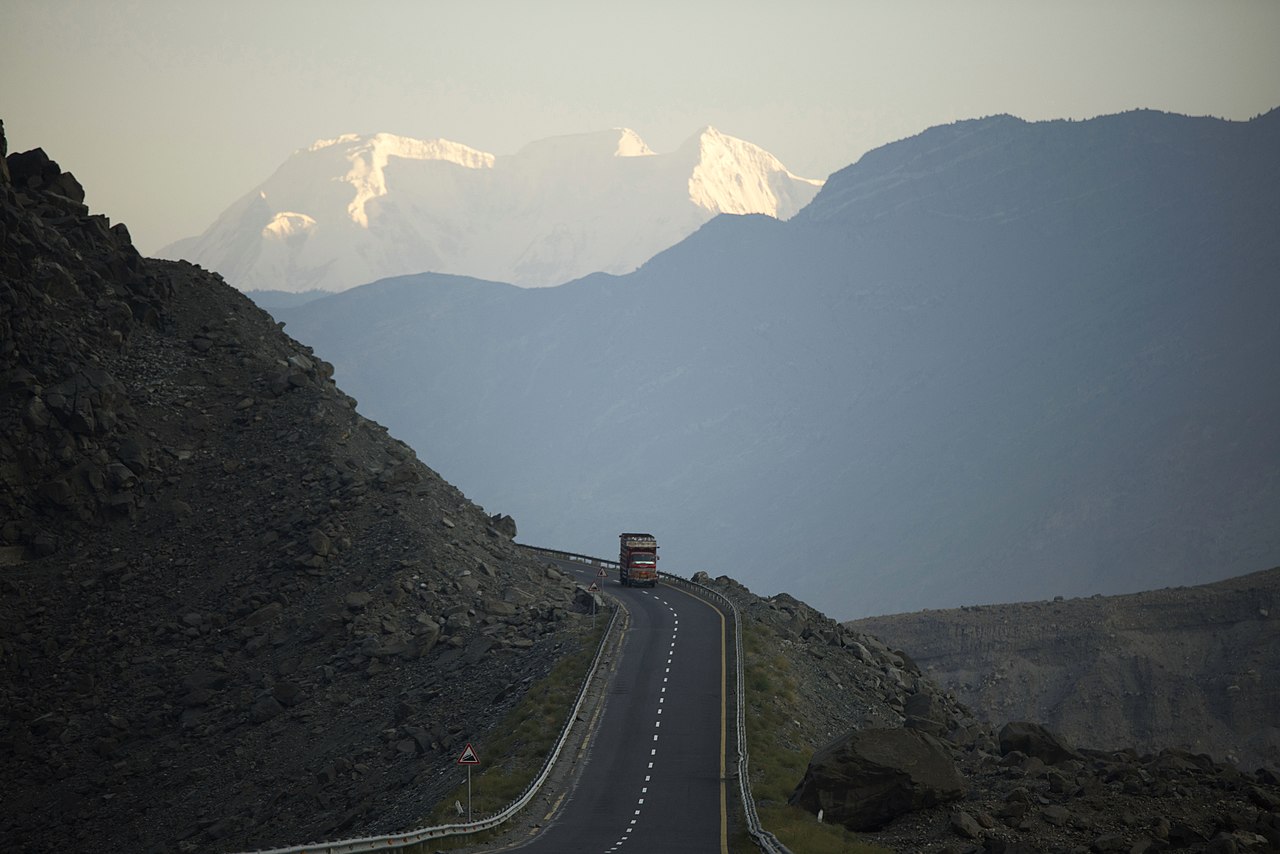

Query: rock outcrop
left=998, top=721, right=1082, bottom=766
left=0, top=119, right=591, bottom=854
left=789, top=727, right=965, bottom=830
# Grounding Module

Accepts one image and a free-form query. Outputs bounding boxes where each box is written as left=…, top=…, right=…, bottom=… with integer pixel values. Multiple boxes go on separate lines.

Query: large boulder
left=998, top=721, right=1081, bottom=765
left=904, top=689, right=950, bottom=736
left=488, top=512, right=517, bottom=538
left=790, top=727, right=966, bottom=831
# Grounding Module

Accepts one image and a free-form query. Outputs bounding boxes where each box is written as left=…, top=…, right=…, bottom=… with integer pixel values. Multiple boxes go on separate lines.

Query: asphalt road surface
left=507, top=560, right=728, bottom=853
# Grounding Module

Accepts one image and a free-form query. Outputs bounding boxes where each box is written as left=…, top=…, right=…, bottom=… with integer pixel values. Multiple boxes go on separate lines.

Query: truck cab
left=618, top=533, right=659, bottom=587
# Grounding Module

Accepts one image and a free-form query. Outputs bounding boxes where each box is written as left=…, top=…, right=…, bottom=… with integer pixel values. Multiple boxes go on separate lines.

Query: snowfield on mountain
left=159, top=127, right=823, bottom=293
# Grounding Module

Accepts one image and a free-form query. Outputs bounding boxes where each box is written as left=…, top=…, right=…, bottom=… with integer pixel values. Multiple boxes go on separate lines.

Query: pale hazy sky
left=4, top=0, right=1278, bottom=255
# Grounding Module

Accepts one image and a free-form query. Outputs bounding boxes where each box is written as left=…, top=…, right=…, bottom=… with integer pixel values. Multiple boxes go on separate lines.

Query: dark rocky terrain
left=849, top=568, right=1280, bottom=773
left=0, top=120, right=594, bottom=853
left=697, top=574, right=1280, bottom=853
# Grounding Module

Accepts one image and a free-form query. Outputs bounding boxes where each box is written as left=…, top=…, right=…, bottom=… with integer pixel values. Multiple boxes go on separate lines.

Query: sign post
left=591, top=567, right=607, bottom=626
left=587, top=580, right=600, bottom=625
left=457, top=742, right=480, bottom=822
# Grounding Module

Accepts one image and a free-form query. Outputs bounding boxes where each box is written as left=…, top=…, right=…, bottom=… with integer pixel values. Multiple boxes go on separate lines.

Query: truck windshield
left=631, top=557, right=655, bottom=567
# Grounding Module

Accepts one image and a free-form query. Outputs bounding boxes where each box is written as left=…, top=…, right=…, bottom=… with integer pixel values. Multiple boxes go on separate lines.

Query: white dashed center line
left=603, top=581, right=692, bottom=852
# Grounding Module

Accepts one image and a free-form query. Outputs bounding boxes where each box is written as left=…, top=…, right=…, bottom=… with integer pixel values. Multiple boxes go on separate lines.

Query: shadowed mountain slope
left=0, top=122, right=591, bottom=853
left=274, top=108, right=1280, bottom=620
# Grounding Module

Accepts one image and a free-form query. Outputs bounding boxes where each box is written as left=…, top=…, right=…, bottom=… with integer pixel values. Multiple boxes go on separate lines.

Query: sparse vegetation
left=418, top=607, right=887, bottom=853
left=741, top=621, right=891, bottom=854
left=417, top=617, right=605, bottom=849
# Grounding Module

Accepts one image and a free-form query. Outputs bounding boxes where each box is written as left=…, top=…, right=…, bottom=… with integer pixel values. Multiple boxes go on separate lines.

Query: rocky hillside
left=848, top=568, right=1280, bottom=775
left=698, top=574, right=1280, bottom=853
left=0, top=120, right=593, bottom=853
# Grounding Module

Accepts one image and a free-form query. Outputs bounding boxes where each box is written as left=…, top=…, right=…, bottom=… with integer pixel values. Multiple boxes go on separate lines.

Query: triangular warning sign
left=457, top=743, right=480, bottom=765
left=588, top=582, right=600, bottom=592
left=597, top=567, right=608, bottom=577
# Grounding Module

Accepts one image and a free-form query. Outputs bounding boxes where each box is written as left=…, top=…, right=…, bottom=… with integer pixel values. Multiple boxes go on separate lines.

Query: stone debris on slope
left=694, top=573, right=1280, bottom=853
left=0, top=119, right=593, bottom=854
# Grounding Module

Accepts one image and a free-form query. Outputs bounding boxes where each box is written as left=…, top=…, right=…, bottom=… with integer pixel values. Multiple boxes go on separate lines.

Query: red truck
left=618, top=533, right=659, bottom=587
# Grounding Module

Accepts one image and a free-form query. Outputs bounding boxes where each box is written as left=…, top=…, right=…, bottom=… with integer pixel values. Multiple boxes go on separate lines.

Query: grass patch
left=741, top=621, right=890, bottom=854
left=758, top=803, right=882, bottom=853
left=419, top=616, right=606, bottom=849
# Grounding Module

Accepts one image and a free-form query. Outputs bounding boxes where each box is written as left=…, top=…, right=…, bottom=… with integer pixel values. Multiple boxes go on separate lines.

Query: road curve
left=506, top=560, right=728, bottom=853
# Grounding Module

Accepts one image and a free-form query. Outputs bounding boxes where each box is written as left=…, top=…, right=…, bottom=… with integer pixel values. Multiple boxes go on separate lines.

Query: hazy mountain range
left=270, top=108, right=1280, bottom=619
left=158, top=127, right=823, bottom=292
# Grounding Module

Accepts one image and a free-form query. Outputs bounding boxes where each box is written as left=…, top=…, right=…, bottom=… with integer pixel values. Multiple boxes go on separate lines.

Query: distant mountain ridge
left=848, top=566, right=1280, bottom=771
left=159, top=127, right=823, bottom=292
left=273, top=108, right=1280, bottom=619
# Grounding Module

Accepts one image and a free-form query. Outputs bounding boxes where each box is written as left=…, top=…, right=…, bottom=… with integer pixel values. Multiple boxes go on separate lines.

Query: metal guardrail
left=234, top=543, right=790, bottom=854
left=521, top=545, right=792, bottom=854
left=519, top=544, right=620, bottom=571
left=233, top=576, right=621, bottom=854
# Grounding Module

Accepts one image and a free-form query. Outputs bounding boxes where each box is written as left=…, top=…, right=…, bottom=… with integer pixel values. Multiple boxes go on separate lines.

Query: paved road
left=507, top=560, right=728, bottom=853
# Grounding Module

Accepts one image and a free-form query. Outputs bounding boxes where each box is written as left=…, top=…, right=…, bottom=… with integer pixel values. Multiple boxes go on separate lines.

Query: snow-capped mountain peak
left=159, top=127, right=824, bottom=291
left=333, top=133, right=494, bottom=228
left=308, top=133, right=361, bottom=152
left=509, top=128, right=657, bottom=165
left=614, top=128, right=655, bottom=157
left=686, top=126, right=824, bottom=218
